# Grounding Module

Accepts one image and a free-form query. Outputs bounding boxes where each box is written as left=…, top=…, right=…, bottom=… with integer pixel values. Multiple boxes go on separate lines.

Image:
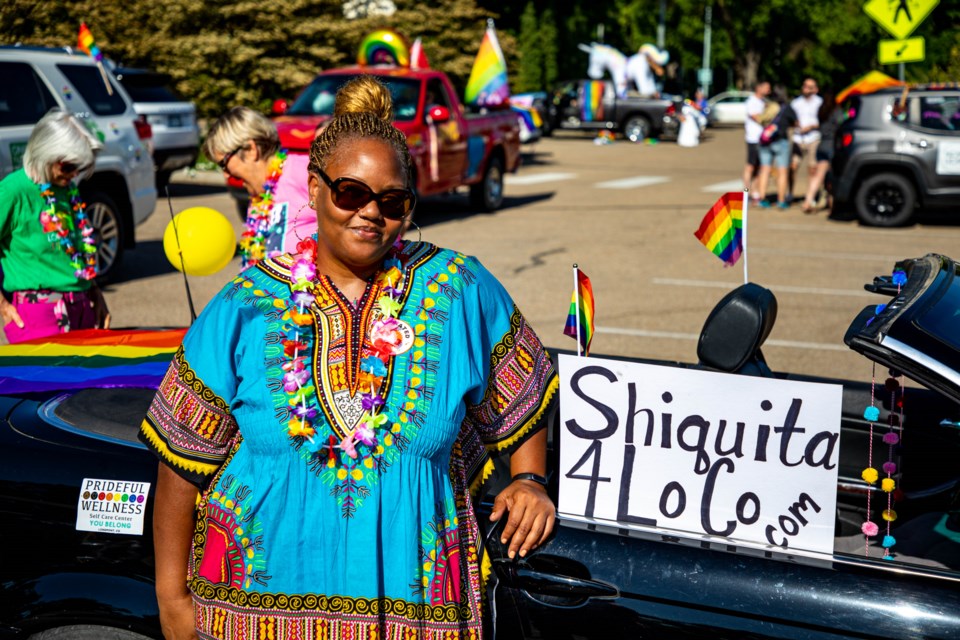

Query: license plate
left=168, top=114, right=182, bottom=127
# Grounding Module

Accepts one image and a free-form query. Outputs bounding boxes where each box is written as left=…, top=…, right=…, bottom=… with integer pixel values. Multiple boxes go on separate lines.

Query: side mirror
left=427, top=105, right=450, bottom=123
left=272, top=99, right=289, bottom=116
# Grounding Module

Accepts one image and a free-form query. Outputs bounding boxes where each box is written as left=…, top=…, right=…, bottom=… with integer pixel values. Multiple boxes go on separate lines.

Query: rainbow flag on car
left=77, top=22, right=103, bottom=62
left=563, top=267, right=595, bottom=356
left=581, top=81, right=605, bottom=122
left=0, top=329, right=185, bottom=395
left=465, top=21, right=510, bottom=107
left=694, top=192, right=744, bottom=266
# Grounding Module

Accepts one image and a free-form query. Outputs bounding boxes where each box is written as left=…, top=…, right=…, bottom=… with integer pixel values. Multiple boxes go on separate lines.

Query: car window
left=288, top=75, right=420, bottom=122
left=116, top=73, right=183, bottom=103
left=425, top=78, right=451, bottom=110
left=918, top=95, right=960, bottom=132
left=0, top=61, right=59, bottom=126
left=57, top=64, right=127, bottom=116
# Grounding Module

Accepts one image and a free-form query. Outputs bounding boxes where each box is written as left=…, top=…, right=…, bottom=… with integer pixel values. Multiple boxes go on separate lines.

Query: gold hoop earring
left=407, top=219, right=422, bottom=243
left=293, top=203, right=312, bottom=242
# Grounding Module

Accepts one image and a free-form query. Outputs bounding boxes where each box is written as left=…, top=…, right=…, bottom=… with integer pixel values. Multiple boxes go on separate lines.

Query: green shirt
left=0, top=168, right=93, bottom=293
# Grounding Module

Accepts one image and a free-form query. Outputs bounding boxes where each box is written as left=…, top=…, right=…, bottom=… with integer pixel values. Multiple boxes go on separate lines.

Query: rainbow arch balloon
left=358, top=29, right=411, bottom=67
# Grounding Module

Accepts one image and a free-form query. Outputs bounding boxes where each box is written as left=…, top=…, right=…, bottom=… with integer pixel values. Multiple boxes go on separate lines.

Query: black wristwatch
left=512, top=472, right=548, bottom=487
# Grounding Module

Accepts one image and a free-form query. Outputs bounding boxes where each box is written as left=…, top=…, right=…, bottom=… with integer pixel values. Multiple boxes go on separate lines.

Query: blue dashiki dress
left=139, top=241, right=558, bottom=639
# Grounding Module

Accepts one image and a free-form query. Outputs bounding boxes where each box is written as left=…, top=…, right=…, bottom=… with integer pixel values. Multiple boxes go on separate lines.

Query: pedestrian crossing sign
left=864, top=0, right=939, bottom=41
left=878, top=37, right=925, bottom=65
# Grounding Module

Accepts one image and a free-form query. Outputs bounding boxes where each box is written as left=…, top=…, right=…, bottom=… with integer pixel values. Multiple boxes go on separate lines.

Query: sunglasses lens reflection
left=331, top=180, right=413, bottom=219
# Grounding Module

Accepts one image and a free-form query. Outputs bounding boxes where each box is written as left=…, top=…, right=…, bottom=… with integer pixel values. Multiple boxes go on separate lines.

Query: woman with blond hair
left=145, top=76, right=557, bottom=639
left=0, top=109, right=110, bottom=343
left=204, top=107, right=314, bottom=268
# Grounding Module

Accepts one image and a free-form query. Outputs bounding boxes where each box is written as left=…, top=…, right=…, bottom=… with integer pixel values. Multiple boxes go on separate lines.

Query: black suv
left=833, top=85, right=960, bottom=226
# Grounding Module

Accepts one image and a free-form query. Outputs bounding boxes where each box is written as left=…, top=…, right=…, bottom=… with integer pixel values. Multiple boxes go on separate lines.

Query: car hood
left=275, top=115, right=330, bottom=152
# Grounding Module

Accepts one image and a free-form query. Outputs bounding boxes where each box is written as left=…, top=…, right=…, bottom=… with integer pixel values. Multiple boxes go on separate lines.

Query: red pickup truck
left=273, top=66, right=521, bottom=211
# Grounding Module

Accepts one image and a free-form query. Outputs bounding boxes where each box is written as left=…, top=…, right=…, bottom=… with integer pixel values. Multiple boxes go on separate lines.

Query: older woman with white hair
left=204, top=107, right=313, bottom=268
left=0, top=109, right=110, bottom=343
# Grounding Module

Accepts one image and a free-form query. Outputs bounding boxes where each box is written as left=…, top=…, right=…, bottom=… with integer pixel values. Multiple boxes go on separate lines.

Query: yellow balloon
left=163, top=207, right=236, bottom=276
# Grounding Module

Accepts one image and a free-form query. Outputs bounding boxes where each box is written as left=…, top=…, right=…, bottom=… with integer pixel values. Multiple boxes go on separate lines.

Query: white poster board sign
left=558, top=355, right=843, bottom=554
left=936, top=140, right=960, bottom=175
left=76, top=478, right=151, bottom=536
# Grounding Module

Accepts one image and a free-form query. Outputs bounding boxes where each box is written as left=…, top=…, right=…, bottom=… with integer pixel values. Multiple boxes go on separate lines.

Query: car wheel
left=622, top=114, right=651, bottom=143
left=470, top=155, right=504, bottom=212
left=855, top=172, right=916, bottom=227
left=28, top=625, right=153, bottom=639
left=84, top=190, right=124, bottom=280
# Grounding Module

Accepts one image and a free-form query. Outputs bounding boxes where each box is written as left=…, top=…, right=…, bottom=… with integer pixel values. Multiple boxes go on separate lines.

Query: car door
left=424, top=77, right=467, bottom=189
left=0, top=60, right=61, bottom=179
left=909, top=92, right=960, bottom=199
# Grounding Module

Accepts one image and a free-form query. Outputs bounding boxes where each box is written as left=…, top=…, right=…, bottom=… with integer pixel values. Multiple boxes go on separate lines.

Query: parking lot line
left=504, top=172, right=577, bottom=185
left=651, top=277, right=878, bottom=298
left=700, top=179, right=746, bottom=192
left=595, top=326, right=848, bottom=351
left=594, top=176, right=670, bottom=189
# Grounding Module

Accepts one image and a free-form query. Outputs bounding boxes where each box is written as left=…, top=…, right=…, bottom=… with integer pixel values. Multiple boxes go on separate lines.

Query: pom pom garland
left=882, top=509, right=898, bottom=522
left=862, top=521, right=879, bottom=536
left=861, top=467, right=878, bottom=484
left=882, top=461, right=897, bottom=475
left=881, top=478, right=895, bottom=492
left=883, top=535, right=896, bottom=548
left=882, top=432, right=900, bottom=445
left=863, top=406, right=880, bottom=422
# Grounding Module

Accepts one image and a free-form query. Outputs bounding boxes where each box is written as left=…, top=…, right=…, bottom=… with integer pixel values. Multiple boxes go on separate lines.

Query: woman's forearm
left=153, top=462, right=199, bottom=600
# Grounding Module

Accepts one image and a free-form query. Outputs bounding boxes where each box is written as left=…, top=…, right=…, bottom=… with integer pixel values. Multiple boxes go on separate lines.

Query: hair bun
left=333, top=75, right=393, bottom=123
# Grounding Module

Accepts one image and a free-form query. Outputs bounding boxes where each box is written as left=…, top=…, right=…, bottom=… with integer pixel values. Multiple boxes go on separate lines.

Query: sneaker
left=777, top=201, right=790, bottom=210
left=759, top=200, right=772, bottom=208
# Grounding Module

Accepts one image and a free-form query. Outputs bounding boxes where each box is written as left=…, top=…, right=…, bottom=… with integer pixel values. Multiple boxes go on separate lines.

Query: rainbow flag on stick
left=77, top=22, right=113, bottom=95
left=0, top=329, right=185, bottom=395
left=465, top=20, right=510, bottom=108
left=694, top=191, right=748, bottom=280
left=563, top=265, right=595, bottom=356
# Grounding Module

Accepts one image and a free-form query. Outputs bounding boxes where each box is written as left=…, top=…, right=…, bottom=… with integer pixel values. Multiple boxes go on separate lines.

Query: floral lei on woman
left=239, top=149, right=287, bottom=268
left=37, top=182, right=97, bottom=280
left=283, top=236, right=410, bottom=464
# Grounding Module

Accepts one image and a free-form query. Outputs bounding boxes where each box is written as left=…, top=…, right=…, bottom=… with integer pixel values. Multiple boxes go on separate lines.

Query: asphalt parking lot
left=102, top=127, right=960, bottom=381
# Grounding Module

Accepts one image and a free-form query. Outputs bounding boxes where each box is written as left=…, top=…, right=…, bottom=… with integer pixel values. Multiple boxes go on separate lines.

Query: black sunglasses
left=316, top=168, right=416, bottom=220
left=217, top=144, right=245, bottom=172
left=59, top=160, right=90, bottom=175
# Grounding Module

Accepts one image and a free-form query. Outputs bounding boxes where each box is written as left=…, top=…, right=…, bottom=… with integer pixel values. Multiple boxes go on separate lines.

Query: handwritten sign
left=558, top=355, right=842, bottom=554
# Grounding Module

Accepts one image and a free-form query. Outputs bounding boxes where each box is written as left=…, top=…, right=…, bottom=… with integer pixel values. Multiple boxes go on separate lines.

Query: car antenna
left=164, top=185, right=198, bottom=324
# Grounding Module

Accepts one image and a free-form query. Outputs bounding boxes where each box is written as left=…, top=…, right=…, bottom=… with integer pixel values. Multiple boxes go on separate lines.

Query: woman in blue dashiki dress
left=141, top=76, right=558, bottom=640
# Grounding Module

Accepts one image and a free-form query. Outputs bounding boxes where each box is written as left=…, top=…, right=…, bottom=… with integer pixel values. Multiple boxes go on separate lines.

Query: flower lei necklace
left=283, top=236, right=413, bottom=463
left=239, top=149, right=288, bottom=268
left=37, top=182, right=97, bottom=280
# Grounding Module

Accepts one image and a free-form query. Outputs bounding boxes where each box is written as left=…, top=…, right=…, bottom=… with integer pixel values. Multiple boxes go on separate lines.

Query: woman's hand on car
left=490, top=479, right=556, bottom=559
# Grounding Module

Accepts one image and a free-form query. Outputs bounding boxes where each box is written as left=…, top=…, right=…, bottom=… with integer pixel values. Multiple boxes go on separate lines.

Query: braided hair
left=308, top=75, right=414, bottom=187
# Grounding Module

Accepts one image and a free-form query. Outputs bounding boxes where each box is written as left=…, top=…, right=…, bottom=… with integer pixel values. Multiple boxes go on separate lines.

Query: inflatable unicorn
left=579, top=42, right=669, bottom=98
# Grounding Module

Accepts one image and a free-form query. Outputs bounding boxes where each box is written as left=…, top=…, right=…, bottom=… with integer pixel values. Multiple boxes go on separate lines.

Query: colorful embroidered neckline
left=284, top=236, right=410, bottom=463
left=239, top=149, right=287, bottom=268
left=37, top=181, right=97, bottom=280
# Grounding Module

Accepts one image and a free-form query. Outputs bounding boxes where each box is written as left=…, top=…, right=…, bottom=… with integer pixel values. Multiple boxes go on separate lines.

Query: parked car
left=112, top=67, right=199, bottom=192
left=272, top=65, right=521, bottom=212
left=544, top=79, right=679, bottom=141
left=832, top=84, right=960, bottom=226
left=3, top=254, right=960, bottom=639
left=706, top=89, right=751, bottom=126
left=0, top=46, right=157, bottom=279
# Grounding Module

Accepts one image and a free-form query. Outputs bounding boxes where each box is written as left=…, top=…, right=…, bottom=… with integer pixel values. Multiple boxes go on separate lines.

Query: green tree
left=516, top=2, right=544, bottom=92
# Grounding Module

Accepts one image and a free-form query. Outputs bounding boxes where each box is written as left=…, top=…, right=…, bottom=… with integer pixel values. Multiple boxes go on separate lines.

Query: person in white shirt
left=743, top=80, right=770, bottom=202
left=789, top=78, right=823, bottom=204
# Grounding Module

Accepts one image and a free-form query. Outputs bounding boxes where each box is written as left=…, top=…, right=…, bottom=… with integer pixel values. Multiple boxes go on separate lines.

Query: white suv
left=0, top=46, right=157, bottom=279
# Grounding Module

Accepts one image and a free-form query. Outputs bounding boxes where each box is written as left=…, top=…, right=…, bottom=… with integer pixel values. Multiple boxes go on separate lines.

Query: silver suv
left=0, top=46, right=157, bottom=278
left=112, top=67, right=199, bottom=191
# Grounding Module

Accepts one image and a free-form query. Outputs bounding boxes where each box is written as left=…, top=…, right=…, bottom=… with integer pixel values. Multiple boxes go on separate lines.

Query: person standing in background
left=743, top=80, right=770, bottom=204
left=789, top=78, right=823, bottom=204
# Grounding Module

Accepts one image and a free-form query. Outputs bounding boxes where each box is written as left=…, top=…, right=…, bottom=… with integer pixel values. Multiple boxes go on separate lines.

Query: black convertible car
left=3, top=255, right=960, bottom=639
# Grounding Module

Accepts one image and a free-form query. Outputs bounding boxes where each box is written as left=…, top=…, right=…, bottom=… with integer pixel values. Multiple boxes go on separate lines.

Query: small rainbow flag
left=77, top=22, right=103, bottom=62
left=465, top=23, right=510, bottom=108
left=694, top=192, right=744, bottom=266
left=563, top=267, right=595, bottom=356
left=0, top=329, right=185, bottom=395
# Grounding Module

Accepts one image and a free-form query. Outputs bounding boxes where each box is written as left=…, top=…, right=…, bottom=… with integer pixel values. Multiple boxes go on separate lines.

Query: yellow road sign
left=879, top=37, right=925, bottom=64
left=864, top=0, right=939, bottom=41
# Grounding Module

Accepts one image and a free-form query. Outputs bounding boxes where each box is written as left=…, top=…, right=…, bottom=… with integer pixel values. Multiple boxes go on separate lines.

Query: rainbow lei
left=284, top=236, right=409, bottom=463
left=240, top=150, right=288, bottom=268
left=37, top=182, right=98, bottom=280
